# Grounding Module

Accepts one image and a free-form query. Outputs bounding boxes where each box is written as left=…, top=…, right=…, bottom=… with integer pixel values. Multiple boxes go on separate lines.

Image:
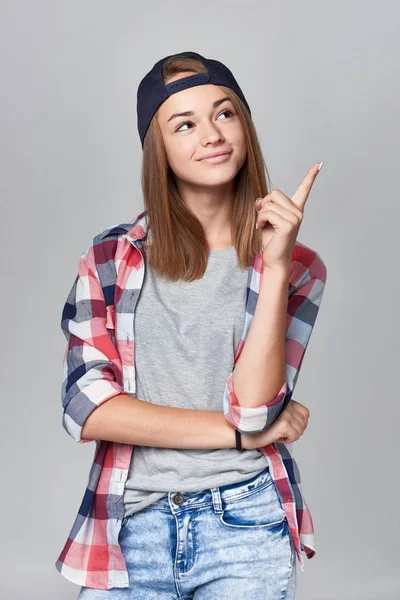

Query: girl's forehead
left=158, top=84, right=230, bottom=119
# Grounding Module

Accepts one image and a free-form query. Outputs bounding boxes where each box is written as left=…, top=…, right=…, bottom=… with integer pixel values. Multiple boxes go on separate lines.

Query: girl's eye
left=218, top=109, right=235, bottom=120
left=175, top=109, right=235, bottom=132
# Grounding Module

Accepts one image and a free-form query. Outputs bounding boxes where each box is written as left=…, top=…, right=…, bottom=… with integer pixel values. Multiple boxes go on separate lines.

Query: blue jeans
left=78, top=466, right=297, bottom=599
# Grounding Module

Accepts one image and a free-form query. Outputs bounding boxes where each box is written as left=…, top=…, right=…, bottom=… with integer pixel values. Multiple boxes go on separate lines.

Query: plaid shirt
left=55, top=210, right=327, bottom=589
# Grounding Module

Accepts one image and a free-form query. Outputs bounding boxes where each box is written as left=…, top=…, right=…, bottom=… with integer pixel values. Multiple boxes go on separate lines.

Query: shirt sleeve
left=223, top=251, right=327, bottom=434
left=60, top=246, right=123, bottom=443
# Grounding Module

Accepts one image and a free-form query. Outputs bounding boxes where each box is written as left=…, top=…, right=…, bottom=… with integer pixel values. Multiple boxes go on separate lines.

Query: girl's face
left=156, top=73, right=247, bottom=189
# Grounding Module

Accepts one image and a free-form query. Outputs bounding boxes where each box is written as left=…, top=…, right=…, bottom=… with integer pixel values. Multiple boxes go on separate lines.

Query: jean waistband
left=140, top=467, right=272, bottom=515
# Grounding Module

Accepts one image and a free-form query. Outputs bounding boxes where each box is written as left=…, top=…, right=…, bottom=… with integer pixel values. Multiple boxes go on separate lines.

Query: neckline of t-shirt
left=145, top=236, right=235, bottom=255
left=208, top=245, right=235, bottom=253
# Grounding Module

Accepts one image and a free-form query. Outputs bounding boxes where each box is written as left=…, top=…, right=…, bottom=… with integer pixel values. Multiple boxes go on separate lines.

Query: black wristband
left=235, top=428, right=243, bottom=451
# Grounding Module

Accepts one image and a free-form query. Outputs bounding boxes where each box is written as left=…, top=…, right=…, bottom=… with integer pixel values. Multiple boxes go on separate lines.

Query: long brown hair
left=141, top=53, right=270, bottom=281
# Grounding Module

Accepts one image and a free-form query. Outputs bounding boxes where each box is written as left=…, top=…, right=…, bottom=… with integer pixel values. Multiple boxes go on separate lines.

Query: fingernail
left=317, top=161, right=324, bottom=172
left=255, top=223, right=259, bottom=229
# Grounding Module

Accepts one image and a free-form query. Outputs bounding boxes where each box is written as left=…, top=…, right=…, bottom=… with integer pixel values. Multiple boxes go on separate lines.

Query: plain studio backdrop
left=0, top=1, right=398, bottom=599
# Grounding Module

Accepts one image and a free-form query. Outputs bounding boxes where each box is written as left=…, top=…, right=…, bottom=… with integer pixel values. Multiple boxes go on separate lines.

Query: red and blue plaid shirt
left=55, top=210, right=327, bottom=589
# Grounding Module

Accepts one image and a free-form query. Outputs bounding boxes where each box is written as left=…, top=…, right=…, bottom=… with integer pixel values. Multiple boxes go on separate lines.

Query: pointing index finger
left=291, top=162, right=323, bottom=211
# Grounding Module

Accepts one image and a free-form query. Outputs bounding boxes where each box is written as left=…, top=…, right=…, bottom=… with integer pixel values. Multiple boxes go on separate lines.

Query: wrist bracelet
left=235, top=428, right=243, bottom=451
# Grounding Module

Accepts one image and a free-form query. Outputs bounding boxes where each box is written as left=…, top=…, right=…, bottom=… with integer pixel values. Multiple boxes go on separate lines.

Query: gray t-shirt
left=123, top=242, right=267, bottom=517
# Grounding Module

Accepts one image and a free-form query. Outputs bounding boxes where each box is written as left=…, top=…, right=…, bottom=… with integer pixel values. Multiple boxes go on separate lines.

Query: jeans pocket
left=218, top=478, right=287, bottom=530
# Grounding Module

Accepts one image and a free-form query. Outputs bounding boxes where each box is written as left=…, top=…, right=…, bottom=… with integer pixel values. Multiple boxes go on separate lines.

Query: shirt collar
left=99, top=210, right=149, bottom=242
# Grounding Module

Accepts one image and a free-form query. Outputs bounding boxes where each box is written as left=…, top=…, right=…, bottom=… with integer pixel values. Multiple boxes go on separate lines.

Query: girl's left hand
left=255, top=162, right=323, bottom=271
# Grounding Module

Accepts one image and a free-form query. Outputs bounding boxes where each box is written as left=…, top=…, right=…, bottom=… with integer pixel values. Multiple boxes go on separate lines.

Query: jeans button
left=172, top=493, right=185, bottom=505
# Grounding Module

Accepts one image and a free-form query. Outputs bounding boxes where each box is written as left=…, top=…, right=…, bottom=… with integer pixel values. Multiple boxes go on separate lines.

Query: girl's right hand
left=241, top=398, right=310, bottom=450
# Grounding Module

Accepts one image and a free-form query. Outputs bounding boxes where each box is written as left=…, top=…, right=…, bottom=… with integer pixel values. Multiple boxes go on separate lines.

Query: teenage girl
left=56, top=51, right=327, bottom=600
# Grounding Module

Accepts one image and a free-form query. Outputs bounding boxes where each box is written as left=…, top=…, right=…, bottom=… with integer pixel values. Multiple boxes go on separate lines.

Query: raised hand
left=255, top=162, right=323, bottom=270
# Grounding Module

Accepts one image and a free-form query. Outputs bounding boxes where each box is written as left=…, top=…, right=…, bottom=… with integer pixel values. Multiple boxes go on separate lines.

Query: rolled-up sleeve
left=60, top=247, right=123, bottom=443
left=223, top=252, right=327, bottom=434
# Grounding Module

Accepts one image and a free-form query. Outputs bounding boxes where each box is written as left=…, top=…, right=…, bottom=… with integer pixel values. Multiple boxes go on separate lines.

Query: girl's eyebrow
left=167, top=97, right=232, bottom=123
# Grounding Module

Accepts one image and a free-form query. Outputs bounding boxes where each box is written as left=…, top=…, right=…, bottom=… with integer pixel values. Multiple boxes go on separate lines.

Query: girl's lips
left=199, top=152, right=232, bottom=164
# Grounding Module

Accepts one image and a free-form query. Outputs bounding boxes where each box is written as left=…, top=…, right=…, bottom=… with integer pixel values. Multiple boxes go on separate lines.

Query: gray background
left=1, top=1, right=398, bottom=598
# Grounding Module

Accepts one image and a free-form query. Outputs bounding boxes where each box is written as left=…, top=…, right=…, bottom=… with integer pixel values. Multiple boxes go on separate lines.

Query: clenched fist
left=242, top=399, right=311, bottom=449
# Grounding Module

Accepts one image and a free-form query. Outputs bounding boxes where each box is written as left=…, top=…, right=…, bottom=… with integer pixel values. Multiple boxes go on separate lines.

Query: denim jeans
left=77, top=466, right=297, bottom=599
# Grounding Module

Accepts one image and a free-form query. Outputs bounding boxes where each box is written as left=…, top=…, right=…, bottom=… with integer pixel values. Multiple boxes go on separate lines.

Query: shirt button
left=172, top=493, right=185, bottom=505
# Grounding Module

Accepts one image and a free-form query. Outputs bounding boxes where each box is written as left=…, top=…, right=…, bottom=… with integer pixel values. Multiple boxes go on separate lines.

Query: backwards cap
left=137, top=50, right=251, bottom=147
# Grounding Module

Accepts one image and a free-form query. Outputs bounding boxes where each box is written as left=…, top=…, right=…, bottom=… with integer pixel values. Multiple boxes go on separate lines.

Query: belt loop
left=210, top=487, right=223, bottom=514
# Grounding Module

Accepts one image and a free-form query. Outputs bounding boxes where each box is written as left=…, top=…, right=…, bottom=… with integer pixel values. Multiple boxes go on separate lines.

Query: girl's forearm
left=81, top=392, right=240, bottom=449
left=232, top=266, right=290, bottom=409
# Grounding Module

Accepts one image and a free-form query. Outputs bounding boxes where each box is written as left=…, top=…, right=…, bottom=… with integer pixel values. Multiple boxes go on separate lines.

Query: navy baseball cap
left=137, top=50, right=251, bottom=148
